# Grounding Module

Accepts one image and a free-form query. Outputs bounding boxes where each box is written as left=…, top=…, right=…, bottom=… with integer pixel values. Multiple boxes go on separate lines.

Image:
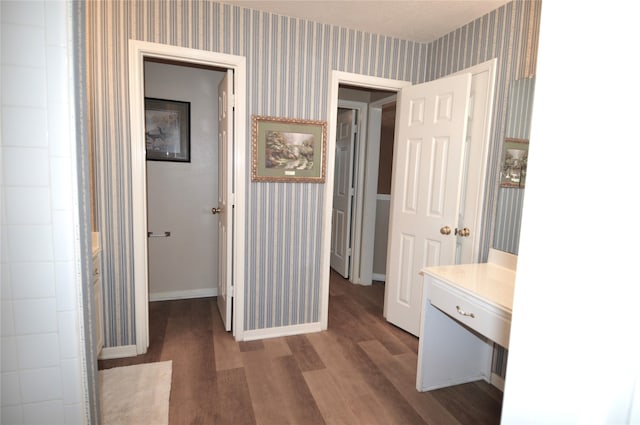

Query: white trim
left=149, top=288, right=218, bottom=302
left=372, top=273, right=386, bottom=282
left=98, top=345, right=138, bottom=360
left=321, top=71, right=411, bottom=330
left=128, top=40, right=246, bottom=353
left=242, top=322, right=323, bottom=341
left=376, top=194, right=391, bottom=201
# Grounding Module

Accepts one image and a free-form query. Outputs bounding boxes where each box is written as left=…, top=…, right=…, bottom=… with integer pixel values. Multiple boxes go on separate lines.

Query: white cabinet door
left=384, top=73, right=471, bottom=336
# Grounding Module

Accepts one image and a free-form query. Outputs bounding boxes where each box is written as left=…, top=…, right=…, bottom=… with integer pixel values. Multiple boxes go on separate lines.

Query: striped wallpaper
left=86, top=0, right=541, bottom=346
left=86, top=0, right=428, bottom=345
left=494, top=77, right=536, bottom=254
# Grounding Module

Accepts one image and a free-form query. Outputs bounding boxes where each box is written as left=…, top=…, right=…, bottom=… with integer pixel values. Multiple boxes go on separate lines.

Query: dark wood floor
left=99, top=271, right=502, bottom=425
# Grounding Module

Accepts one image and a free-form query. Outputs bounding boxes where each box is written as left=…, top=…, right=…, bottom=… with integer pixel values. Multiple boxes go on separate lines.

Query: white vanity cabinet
left=416, top=249, right=516, bottom=391
left=92, top=246, right=103, bottom=356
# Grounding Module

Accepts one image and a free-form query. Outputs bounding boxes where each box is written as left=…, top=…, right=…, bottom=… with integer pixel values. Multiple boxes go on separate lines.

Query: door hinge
left=230, top=192, right=235, bottom=205
left=230, top=286, right=234, bottom=297
left=349, top=187, right=355, bottom=197
left=230, top=94, right=236, bottom=109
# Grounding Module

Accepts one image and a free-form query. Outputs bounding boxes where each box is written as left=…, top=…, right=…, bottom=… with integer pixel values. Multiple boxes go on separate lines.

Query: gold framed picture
left=251, top=115, right=326, bottom=183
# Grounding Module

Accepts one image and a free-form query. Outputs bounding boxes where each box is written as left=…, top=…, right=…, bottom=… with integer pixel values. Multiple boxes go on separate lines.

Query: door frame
left=128, top=40, right=246, bottom=352
left=320, top=71, right=411, bottom=329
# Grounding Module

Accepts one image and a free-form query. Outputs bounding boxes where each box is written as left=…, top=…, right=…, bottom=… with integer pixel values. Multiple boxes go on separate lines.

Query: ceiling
left=220, top=0, right=511, bottom=44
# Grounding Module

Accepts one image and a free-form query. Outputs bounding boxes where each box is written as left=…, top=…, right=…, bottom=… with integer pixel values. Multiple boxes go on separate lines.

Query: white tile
left=1, top=223, right=9, bottom=263
left=17, top=333, right=60, bottom=369
left=52, top=211, right=74, bottom=262
left=45, top=1, right=67, bottom=47
left=23, top=400, right=65, bottom=425
left=5, top=187, right=52, bottom=225
left=1, top=66, right=47, bottom=108
left=2, top=147, right=50, bottom=186
left=7, top=225, right=54, bottom=262
left=11, top=262, right=55, bottom=299
left=46, top=46, right=68, bottom=105
left=1, top=106, right=48, bottom=148
left=1, top=1, right=45, bottom=26
left=1, top=405, right=23, bottom=424
left=59, top=359, right=80, bottom=404
left=1, top=371, right=22, bottom=405
left=57, top=311, right=79, bottom=359
left=64, top=403, right=83, bottom=425
left=55, top=262, right=76, bottom=312
left=50, top=157, right=72, bottom=210
left=19, top=367, right=62, bottom=403
left=47, top=106, right=70, bottom=157
left=13, top=298, right=57, bottom=334
left=1, top=262, right=12, bottom=300
left=1, top=23, right=46, bottom=67
left=1, top=336, right=18, bottom=371
left=1, top=301, right=15, bottom=335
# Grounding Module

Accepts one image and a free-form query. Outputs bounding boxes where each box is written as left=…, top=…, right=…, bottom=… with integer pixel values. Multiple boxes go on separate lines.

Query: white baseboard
left=99, top=344, right=137, bottom=360
left=241, top=322, right=323, bottom=341
left=149, top=288, right=217, bottom=302
left=372, top=273, right=386, bottom=282
left=491, top=372, right=505, bottom=391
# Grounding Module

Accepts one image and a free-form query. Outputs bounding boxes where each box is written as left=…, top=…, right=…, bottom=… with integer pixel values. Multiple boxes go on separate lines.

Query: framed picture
left=500, top=138, right=529, bottom=188
left=144, top=97, right=190, bottom=162
left=251, top=115, right=327, bottom=182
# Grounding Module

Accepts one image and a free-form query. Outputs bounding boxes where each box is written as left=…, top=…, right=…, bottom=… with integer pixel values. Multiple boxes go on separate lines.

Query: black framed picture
left=144, top=97, right=190, bottom=162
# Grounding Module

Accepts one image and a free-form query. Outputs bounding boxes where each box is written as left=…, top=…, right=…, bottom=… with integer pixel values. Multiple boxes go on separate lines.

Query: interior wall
left=493, top=76, right=535, bottom=254
left=144, top=61, right=224, bottom=299
left=86, top=0, right=428, bottom=345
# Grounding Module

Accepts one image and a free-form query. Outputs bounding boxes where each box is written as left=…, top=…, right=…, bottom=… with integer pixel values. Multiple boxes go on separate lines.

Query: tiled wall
left=1, top=1, right=90, bottom=423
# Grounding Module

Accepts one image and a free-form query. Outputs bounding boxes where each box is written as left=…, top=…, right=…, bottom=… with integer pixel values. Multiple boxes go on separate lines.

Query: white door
left=216, top=69, right=233, bottom=331
left=330, top=108, right=356, bottom=278
left=384, top=73, right=472, bottom=336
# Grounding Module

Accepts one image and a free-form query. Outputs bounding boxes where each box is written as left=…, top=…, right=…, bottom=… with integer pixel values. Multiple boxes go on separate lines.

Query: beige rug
left=99, top=360, right=172, bottom=425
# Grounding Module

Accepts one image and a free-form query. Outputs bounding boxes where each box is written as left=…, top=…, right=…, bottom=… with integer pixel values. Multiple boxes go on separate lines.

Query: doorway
left=128, top=40, right=247, bottom=352
left=145, top=60, right=225, bottom=303
left=330, top=93, right=396, bottom=284
left=320, top=61, right=496, bottom=334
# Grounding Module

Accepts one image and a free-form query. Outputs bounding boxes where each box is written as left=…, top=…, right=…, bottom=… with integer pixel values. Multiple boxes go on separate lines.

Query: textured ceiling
left=220, top=0, right=511, bottom=44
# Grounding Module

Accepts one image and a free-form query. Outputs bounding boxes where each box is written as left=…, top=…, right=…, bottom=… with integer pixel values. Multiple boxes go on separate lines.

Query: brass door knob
left=440, top=226, right=451, bottom=235
left=211, top=207, right=221, bottom=215
left=455, top=227, right=471, bottom=237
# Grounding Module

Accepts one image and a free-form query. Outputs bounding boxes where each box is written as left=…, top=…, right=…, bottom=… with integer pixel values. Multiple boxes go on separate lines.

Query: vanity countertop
left=420, top=262, right=516, bottom=313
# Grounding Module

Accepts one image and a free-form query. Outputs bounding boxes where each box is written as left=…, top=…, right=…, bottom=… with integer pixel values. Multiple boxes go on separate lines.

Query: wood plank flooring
left=98, top=271, right=503, bottom=425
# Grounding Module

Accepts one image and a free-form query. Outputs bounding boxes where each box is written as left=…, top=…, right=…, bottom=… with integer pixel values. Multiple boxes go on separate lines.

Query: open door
left=330, top=108, right=356, bottom=278
left=384, top=73, right=471, bottom=336
left=216, top=69, right=233, bottom=331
